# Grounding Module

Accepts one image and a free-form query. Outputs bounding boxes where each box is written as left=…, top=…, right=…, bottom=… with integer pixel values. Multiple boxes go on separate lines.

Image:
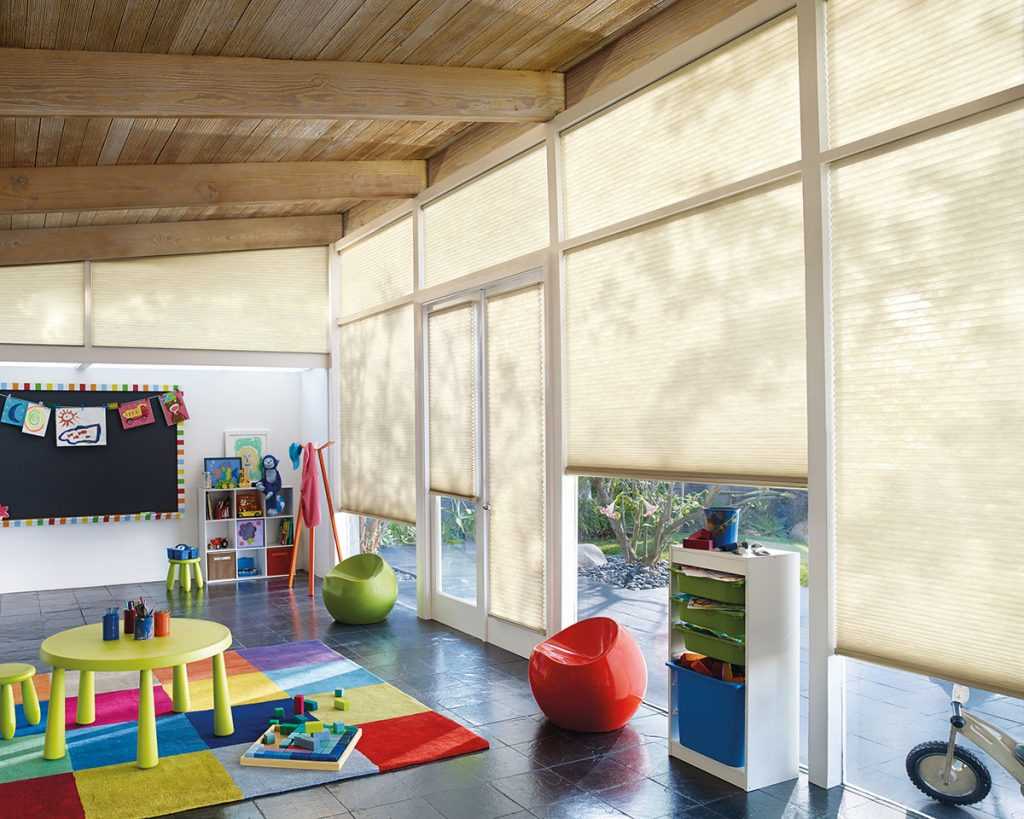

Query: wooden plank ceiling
left=0, top=0, right=671, bottom=235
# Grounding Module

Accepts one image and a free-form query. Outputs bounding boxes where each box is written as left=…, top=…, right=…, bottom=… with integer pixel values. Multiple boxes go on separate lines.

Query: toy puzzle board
left=240, top=726, right=362, bottom=771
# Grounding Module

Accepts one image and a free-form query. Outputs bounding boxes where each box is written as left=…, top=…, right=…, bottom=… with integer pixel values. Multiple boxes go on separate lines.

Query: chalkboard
left=0, top=386, right=182, bottom=523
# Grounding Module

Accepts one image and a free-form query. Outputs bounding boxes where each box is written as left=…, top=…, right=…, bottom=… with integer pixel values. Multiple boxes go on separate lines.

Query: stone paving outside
left=381, top=545, right=1023, bottom=819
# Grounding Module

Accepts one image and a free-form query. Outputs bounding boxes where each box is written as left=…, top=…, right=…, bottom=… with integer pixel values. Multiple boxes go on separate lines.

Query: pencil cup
left=134, top=614, right=154, bottom=641
left=123, top=608, right=136, bottom=636
left=154, top=610, right=171, bottom=637
left=102, top=611, right=120, bottom=641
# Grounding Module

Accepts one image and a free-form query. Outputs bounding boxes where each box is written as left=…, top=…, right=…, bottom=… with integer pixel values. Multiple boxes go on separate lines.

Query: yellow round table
left=39, top=619, right=234, bottom=769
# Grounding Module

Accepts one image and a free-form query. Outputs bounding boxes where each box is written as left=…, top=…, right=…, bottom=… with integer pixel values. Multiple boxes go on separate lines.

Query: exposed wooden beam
left=0, top=161, right=425, bottom=214
left=0, top=48, right=565, bottom=122
left=0, top=215, right=341, bottom=265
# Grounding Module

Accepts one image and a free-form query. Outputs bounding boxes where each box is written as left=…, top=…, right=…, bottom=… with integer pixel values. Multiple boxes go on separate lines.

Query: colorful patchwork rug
left=0, top=640, right=489, bottom=818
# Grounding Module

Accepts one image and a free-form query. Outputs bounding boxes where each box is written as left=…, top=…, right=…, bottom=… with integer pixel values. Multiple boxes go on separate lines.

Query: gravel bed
left=579, top=556, right=670, bottom=590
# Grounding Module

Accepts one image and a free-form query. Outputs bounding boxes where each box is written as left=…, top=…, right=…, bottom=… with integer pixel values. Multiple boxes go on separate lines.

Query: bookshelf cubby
left=197, top=486, right=296, bottom=584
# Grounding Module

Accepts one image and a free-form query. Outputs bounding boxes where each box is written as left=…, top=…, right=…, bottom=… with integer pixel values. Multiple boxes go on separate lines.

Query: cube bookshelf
left=667, top=545, right=800, bottom=791
left=198, top=486, right=296, bottom=584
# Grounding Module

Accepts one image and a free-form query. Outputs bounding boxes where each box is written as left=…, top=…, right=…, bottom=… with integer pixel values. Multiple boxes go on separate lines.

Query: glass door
left=427, top=293, right=487, bottom=638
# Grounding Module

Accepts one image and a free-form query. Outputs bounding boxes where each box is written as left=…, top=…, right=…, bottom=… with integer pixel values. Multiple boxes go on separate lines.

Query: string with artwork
left=0, top=388, right=189, bottom=445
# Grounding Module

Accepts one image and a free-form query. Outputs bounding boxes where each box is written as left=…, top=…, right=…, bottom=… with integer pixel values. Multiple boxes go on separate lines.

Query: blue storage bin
left=668, top=661, right=745, bottom=767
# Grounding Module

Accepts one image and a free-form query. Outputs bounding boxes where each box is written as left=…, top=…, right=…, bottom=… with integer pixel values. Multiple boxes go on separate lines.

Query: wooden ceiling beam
left=0, top=215, right=341, bottom=265
left=0, top=48, right=565, bottom=122
left=0, top=161, right=425, bottom=214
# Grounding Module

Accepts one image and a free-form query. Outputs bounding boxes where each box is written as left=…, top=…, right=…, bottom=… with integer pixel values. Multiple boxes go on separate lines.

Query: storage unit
left=198, top=486, right=296, bottom=585
left=668, top=546, right=799, bottom=791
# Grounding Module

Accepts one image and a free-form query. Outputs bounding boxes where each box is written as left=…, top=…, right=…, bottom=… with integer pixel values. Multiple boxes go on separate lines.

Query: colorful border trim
left=0, top=382, right=185, bottom=528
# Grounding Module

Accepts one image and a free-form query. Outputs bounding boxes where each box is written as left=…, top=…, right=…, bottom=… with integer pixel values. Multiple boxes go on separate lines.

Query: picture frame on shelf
left=205, top=457, right=242, bottom=489
left=225, top=430, right=269, bottom=484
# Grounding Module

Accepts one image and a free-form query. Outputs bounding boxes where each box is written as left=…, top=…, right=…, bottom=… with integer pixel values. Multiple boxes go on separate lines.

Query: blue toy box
left=167, top=544, right=199, bottom=560
left=668, top=661, right=745, bottom=767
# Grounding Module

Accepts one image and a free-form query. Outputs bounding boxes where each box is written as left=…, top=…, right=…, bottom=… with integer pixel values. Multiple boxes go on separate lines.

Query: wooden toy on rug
left=240, top=693, right=361, bottom=770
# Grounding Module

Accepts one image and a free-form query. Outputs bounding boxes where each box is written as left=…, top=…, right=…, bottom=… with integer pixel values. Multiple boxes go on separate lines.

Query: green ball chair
left=323, top=553, right=398, bottom=624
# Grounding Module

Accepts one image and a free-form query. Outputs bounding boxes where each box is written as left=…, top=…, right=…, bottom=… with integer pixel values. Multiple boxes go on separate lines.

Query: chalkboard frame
left=0, top=381, right=185, bottom=528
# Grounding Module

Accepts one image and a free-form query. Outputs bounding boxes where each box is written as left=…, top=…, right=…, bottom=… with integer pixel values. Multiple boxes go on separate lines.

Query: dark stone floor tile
left=599, top=776, right=699, bottom=818
left=423, top=783, right=525, bottom=819
left=512, top=733, right=598, bottom=767
left=652, top=758, right=743, bottom=805
left=548, top=756, right=647, bottom=793
left=707, top=790, right=810, bottom=819
left=527, top=790, right=628, bottom=818
left=492, top=769, right=582, bottom=809
left=171, top=802, right=265, bottom=819
left=351, top=797, right=444, bottom=818
left=762, top=776, right=867, bottom=818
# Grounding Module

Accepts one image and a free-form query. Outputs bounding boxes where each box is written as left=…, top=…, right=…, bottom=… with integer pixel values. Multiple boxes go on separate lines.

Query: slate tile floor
left=5, top=578, right=903, bottom=819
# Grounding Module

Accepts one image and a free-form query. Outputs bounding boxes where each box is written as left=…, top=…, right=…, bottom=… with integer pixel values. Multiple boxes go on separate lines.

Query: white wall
left=0, top=365, right=330, bottom=594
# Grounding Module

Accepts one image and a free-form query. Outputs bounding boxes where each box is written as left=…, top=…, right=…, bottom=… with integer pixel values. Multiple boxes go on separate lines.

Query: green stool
left=167, top=558, right=204, bottom=592
left=0, top=663, right=40, bottom=740
left=323, top=554, right=398, bottom=625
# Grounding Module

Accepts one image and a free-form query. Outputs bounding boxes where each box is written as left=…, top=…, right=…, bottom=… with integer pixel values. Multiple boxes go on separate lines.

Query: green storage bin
left=673, top=598, right=745, bottom=638
left=675, top=624, right=746, bottom=666
left=672, top=568, right=745, bottom=605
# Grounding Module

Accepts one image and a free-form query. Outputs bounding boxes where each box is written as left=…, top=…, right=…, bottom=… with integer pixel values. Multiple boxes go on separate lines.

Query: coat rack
left=288, top=440, right=343, bottom=597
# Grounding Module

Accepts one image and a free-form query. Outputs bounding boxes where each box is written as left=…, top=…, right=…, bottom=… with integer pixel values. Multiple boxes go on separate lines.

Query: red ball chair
left=529, top=617, right=647, bottom=732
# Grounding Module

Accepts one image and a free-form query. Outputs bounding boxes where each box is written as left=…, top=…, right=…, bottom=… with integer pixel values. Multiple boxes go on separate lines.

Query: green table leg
left=182, top=563, right=192, bottom=593
left=21, top=679, right=40, bottom=726
left=76, top=670, right=95, bottom=725
left=166, top=562, right=176, bottom=590
left=211, top=653, right=233, bottom=736
left=43, top=667, right=66, bottom=760
left=172, top=664, right=190, bottom=712
left=137, top=669, right=158, bottom=769
left=193, top=561, right=204, bottom=589
left=0, top=683, right=13, bottom=740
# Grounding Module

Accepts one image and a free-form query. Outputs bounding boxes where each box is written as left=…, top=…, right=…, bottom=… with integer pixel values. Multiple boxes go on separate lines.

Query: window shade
left=826, top=0, right=1024, bottom=148
left=428, top=302, right=478, bottom=499
left=561, top=12, right=799, bottom=238
left=339, top=216, right=414, bottom=317
left=564, top=182, right=807, bottom=484
left=339, top=304, right=417, bottom=525
left=423, top=147, right=548, bottom=287
left=0, top=262, right=84, bottom=346
left=487, top=284, right=546, bottom=631
left=831, top=109, right=1024, bottom=698
left=92, top=247, right=328, bottom=353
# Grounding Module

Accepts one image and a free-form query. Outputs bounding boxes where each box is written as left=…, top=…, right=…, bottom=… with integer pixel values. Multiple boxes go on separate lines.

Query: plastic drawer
left=669, top=661, right=745, bottom=767
left=673, top=600, right=745, bottom=639
left=676, top=624, right=745, bottom=666
left=672, top=569, right=745, bottom=605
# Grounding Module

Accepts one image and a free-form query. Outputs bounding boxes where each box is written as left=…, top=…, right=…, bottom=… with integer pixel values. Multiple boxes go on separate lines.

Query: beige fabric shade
left=339, top=215, right=414, bottom=318
left=826, top=0, right=1024, bottom=148
left=92, top=247, right=329, bottom=353
left=339, top=304, right=417, bottom=525
left=487, top=284, right=546, bottom=631
left=0, top=262, right=84, bottom=346
left=423, top=147, right=548, bottom=288
left=831, top=108, right=1024, bottom=697
left=428, top=302, right=478, bottom=499
left=563, top=182, right=807, bottom=485
left=560, top=12, right=799, bottom=239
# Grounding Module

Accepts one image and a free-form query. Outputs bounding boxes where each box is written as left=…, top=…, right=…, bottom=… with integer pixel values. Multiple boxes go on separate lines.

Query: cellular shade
left=831, top=109, right=1024, bottom=698
left=339, top=304, right=417, bottom=525
left=423, top=147, right=548, bottom=287
left=339, top=215, right=414, bottom=317
left=826, top=0, right=1024, bottom=147
left=0, top=262, right=84, bottom=345
left=561, top=11, right=799, bottom=238
left=92, top=247, right=328, bottom=353
left=428, top=302, right=478, bottom=499
left=487, top=284, right=546, bottom=631
left=564, top=182, right=807, bottom=484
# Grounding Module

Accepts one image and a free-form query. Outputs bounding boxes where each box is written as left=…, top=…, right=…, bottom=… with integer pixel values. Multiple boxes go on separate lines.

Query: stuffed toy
left=256, top=454, right=286, bottom=515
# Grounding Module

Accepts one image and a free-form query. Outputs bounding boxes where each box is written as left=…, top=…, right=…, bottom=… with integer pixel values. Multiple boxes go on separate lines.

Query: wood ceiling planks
left=0, top=0, right=677, bottom=232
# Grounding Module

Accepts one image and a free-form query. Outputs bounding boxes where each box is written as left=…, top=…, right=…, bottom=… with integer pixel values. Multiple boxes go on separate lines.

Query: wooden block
left=333, top=698, right=349, bottom=711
